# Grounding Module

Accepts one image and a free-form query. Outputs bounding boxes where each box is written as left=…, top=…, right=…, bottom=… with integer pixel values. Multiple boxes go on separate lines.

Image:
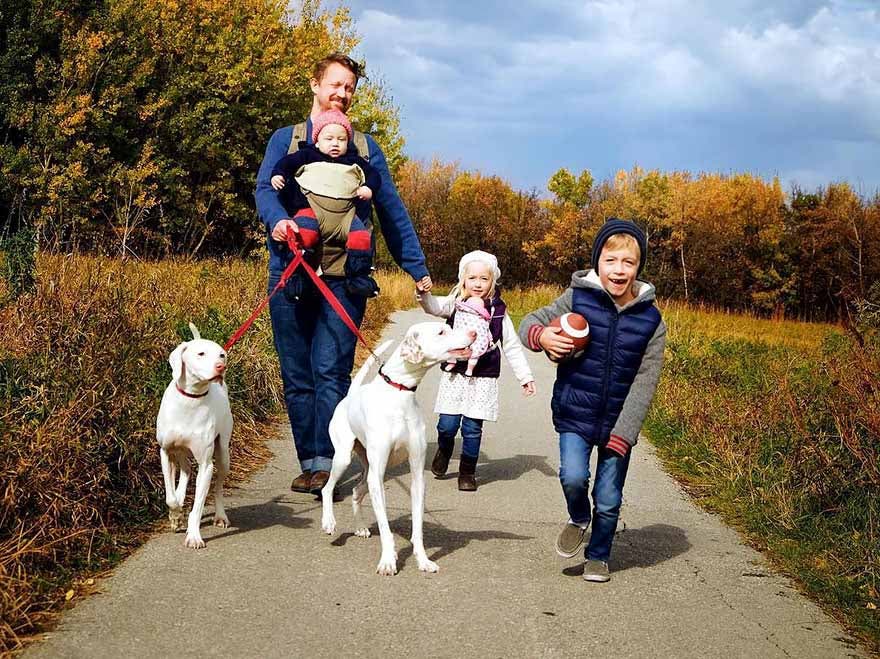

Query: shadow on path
left=309, top=442, right=556, bottom=497
left=561, top=523, right=690, bottom=576
left=207, top=496, right=317, bottom=543
left=328, top=515, right=534, bottom=568
left=422, top=442, right=557, bottom=487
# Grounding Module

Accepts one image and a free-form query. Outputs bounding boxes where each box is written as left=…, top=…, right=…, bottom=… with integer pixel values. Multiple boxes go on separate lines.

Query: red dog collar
left=378, top=366, right=416, bottom=392
left=176, top=385, right=209, bottom=399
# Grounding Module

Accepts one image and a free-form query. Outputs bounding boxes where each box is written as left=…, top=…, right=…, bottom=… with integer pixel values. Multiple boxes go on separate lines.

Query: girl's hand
left=522, top=381, right=536, bottom=397
left=356, top=185, right=373, bottom=200
left=271, top=175, right=286, bottom=190
left=538, top=326, right=574, bottom=360
left=415, top=275, right=433, bottom=292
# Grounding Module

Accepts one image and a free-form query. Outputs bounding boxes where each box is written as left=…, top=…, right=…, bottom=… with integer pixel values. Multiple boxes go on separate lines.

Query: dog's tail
left=351, top=340, right=394, bottom=389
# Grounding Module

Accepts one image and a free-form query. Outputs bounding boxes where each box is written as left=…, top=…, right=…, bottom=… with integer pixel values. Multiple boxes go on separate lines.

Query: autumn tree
left=524, top=168, right=594, bottom=281
left=0, top=0, right=405, bottom=259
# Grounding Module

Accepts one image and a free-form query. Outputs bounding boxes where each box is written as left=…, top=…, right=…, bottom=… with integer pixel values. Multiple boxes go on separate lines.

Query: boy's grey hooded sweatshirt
left=518, top=270, right=666, bottom=450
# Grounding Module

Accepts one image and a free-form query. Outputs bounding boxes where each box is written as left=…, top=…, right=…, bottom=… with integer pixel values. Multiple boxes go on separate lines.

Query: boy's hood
left=570, top=269, right=657, bottom=310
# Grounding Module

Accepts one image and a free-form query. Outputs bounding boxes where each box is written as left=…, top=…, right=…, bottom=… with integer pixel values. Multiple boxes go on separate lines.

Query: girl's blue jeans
left=436, top=413, right=484, bottom=460
left=559, top=431, right=631, bottom=561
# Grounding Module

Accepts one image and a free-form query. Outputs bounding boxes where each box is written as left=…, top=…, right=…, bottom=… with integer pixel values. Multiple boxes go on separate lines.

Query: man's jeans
left=559, top=431, right=631, bottom=561
left=268, top=272, right=366, bottom=474
left=437, top=413, right=484, bottom=460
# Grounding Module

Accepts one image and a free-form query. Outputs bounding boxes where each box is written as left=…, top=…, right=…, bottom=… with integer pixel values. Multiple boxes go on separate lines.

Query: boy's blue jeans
left=559, top=431, right=631, bottom=562
left=268, top=272, right=367, bottom=474
left=437, top=413, right=484, bottom=460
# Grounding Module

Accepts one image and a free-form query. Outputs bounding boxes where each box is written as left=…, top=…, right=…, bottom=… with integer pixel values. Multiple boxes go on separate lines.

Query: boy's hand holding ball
left=540, top=313, right=590, bottom=363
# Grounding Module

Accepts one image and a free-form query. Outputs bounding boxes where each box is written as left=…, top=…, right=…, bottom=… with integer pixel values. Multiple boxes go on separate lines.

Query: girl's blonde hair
left=451, top=250, right=500, bottom=301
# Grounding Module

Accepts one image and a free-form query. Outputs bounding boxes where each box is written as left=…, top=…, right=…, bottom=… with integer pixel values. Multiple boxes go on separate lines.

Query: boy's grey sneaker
left=555, top=521, right=588, bottom=558
left=583, top=559, right=610, bottom=582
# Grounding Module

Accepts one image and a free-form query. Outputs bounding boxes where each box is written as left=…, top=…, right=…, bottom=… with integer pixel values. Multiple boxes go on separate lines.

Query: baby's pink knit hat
left=312, top=109, right=353, bottom=142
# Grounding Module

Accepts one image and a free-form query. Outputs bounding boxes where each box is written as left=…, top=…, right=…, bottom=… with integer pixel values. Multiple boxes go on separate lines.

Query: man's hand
left=522, top=381, right=536, bottom=397
left=356, top=185, right=373, bottom=201
left=271, top=175, right=286, bottom=191
left=537, top=326, right=574, bottom=360
left=272, top=219, right=300, bottom=242
left=415, top=275, right=433, bottom=292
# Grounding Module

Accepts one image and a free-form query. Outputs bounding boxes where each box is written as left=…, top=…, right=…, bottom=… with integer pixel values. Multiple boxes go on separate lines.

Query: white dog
left=156, top=323, right=233, bottom=549
left=321, top=321, right=476, bottom=575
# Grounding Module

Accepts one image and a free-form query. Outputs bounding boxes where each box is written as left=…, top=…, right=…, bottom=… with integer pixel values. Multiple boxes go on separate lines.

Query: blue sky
left=337, top=1, right=880, bottom=197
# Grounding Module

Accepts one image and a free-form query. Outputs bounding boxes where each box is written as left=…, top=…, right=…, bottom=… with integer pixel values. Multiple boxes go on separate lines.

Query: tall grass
left=0, top=255, right=416, bottom=653
left=646, top=306, right=879, bottom=651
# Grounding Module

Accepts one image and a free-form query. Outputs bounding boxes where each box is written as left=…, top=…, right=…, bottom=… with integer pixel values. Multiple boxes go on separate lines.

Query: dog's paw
left=321, top=517, right=336, bottom=535
left=417, top=557, right=439, bottom=573
left=354, top=526, right=371, bottom=538
left=213, top=514, right=229, bottom=528
left=184, top=533, right=206, bottom=549
left=376, top=557, right=398, bottom=576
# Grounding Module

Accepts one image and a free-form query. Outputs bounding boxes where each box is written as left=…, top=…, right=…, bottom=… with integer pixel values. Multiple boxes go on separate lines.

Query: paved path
left=28, top=309, right=866, bottom=658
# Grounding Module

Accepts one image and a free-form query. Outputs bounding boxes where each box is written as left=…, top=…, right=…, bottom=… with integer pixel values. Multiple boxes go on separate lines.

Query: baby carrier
left=287, top=123, right=376, bottom=297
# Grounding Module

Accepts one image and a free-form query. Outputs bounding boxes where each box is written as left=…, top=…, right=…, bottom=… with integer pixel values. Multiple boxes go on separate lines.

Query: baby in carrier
left=270, top=109, right=380, bottom=298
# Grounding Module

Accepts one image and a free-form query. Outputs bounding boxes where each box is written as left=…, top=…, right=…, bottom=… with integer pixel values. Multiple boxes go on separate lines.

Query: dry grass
left=0, top=255, right=417, bottom=654
left=658, top=299, right=836, bottom=352
left=644, top=306, right=880, bottom=651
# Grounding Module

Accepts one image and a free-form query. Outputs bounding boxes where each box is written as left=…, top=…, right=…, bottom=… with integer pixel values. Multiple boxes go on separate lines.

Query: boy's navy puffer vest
left=445, top=294, right=506, bottom=378
left=551, top=286, right=661, bottom=444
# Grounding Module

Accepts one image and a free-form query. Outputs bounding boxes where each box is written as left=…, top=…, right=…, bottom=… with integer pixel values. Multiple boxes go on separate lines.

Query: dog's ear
left=188, top=323, right=201, bottom=340
left=400, top=331, right=423, bottom=364
left=169, top=342, right=188, bottom=386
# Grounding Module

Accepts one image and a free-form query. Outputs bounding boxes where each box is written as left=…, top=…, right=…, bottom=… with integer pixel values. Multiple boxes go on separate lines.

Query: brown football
left=547, top=312, right=590, bottom=362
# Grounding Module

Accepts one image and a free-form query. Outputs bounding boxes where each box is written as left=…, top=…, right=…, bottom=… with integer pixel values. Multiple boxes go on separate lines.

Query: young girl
left=417, top=250, right=536, bottom=491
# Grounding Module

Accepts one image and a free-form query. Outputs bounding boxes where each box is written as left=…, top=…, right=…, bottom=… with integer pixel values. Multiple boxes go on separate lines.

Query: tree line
left=2, top=1, right=877, bottom=321
left=392, top=160, right=879, bottom=321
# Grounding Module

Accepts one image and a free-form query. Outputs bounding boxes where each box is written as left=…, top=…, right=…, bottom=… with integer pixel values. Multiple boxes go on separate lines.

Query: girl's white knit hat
left=458, top=250, right=501, bottom=282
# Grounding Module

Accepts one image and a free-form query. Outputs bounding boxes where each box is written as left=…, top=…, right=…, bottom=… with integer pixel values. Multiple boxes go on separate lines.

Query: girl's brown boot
left=458, top=455, right=478, bottom=491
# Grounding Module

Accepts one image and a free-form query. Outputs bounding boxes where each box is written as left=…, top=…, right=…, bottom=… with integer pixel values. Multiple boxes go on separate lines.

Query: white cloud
left=348, top=1, right=880, bottom=192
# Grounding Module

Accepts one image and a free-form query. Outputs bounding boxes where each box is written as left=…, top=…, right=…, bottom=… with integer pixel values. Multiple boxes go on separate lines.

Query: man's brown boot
left=458, top=455, right=478, bottom=492
left=290, top=470, right=312, bottom=493
left=431, top=445, right=452, bottom=478
left=309, top=470, right=331, bottom=494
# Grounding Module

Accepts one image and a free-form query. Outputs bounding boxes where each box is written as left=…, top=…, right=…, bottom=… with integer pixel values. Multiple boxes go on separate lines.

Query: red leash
left=224, top=228, right=373, bottom=354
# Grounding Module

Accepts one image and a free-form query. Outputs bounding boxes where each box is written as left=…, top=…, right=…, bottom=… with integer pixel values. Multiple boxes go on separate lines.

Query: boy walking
left=518, top=218, right=666, bottom=582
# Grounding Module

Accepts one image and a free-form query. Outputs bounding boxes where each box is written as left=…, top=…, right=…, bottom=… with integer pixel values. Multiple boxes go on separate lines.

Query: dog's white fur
left=156, top=324, right=233, bottom=549
left=321, top=321, right=476, bottom=575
